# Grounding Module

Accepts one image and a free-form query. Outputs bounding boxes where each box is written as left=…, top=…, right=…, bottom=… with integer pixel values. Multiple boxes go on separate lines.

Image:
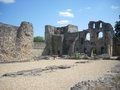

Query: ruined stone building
left=0, top=22, right=33, bottom=62
left=43, top=20, right=119, bottom=56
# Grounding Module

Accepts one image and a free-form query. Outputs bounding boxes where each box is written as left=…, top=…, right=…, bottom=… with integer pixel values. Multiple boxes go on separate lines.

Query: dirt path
left=0, top=59, right=119, bottom=90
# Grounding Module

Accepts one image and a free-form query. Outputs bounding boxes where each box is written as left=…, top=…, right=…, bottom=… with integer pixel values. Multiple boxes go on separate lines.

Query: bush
left=71, top=52, right=80, bottom=59
left=114, top=21, right=120, bottom=40
left=34, top=36, right=44, bottom=42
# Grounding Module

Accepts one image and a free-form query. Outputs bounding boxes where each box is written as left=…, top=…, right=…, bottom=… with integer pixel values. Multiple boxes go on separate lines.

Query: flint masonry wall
left=0, top=22, right=33, bottom=62
left=113, top=37, right=120, bottom=56
left=76, top=21, right=113, bottom=56
left=42, top=24, right=78, bottom=56
left=43, top=21, right=114, bottom=56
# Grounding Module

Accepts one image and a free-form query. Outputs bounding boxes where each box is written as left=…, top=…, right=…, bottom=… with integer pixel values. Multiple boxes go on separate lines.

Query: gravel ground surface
left=0, top=59, right=119, bottom=90
left=71, top=61, right=120, bottom=90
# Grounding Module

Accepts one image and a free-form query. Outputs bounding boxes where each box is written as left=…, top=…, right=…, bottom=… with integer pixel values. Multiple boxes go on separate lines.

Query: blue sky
left=0, top=0, right=120, bottom=36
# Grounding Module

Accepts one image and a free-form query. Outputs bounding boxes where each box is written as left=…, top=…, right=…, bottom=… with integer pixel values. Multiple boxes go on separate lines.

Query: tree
left=33, top=36, right=45, bottom=42
left=114, top=21, right=120, bottom=40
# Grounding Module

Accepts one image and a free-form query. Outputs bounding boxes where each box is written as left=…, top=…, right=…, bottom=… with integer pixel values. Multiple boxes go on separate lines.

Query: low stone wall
left=33, top=42, right=45, bottom=49
left=32, top=42, right=45, bottom=57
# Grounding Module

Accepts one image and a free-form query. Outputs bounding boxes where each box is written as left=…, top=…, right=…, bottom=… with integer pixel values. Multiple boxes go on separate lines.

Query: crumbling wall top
left=45, top=24, right=78, bottom=35
left=88, top=20, right=113, bottom=30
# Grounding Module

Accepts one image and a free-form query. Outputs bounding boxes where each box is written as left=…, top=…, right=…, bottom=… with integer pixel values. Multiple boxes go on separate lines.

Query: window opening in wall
left=98, top=32, right=103, bottom=39
left=86, top=33, right=90, bottom=41
left=100, top=23, right=102, bottom=28
left=93, top=23, right=95, bottom=28
left=91, top=48, right=97, bottom=57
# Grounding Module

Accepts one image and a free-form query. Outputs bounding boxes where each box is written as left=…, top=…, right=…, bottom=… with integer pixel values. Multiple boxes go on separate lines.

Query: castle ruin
left=0, top=20, right=119, bottom=62
left=43, top=20, right=119, bottom=57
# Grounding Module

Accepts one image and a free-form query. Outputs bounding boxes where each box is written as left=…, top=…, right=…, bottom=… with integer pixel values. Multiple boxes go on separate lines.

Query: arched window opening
left=93, top=23, right=95, bottom=29
left=86, top=33, right=90, bottom=41
left=100, top=23, right=102, bottom=28
left=91, top=48, right=97, bottom=57
left=98, top=32, right=103, bottom=39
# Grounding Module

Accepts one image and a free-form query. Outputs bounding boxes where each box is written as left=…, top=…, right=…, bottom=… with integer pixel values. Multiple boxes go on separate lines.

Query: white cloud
left=111, top=5, right=119, bottom=10
left=57, top=20, right=69, bottom=25
left=0, top=0, right=15, bottom=4
left=59, top=9, right=74, bottom=18
left=66, top=9, right=72, bottom=12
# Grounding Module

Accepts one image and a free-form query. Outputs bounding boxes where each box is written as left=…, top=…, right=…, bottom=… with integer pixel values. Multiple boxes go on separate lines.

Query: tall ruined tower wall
left=42, top=24, right=78, bottom=56
left=0, top=22, right=33, bottom=62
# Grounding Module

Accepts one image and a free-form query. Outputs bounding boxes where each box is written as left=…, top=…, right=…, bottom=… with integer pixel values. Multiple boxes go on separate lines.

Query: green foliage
left=33, top=36, right=44, bottom=42
left=92, top=48, right=97, bottom=54
left=71, top=52, right=80, bottom=59
left=114, top=21, right=120, bottom=40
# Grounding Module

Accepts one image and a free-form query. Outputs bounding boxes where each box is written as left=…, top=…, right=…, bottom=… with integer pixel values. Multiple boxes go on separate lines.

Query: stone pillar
left=42, top=25, right=55, bottom=55
left=16, top=21, right=33, bottom=61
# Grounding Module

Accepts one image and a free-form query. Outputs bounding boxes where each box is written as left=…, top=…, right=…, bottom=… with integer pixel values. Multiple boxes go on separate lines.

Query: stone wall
left=52, top=35, right=64, bottom=56
left=113, top=37, right=120, bottom=56
left=43, top=20, right=114, bottom=57
left=33, top=42, right=45, bottom=49
left=42, top=24, right=78, bottom=56
left=0, top=22, right=33, bottom=62
left=77, top=21, right=113, bottom=56
left=63, top=32, right=78, bottom=55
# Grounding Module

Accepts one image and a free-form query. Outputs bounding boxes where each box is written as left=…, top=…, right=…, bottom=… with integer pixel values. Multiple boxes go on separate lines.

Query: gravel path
left=0, top=59, right=119, bottom=90
left=71, top=62, right=120, bottom=90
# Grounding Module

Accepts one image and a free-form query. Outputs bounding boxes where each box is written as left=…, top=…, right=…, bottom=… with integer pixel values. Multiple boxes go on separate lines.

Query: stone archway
left=91, top=48, right=97, bottom=57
